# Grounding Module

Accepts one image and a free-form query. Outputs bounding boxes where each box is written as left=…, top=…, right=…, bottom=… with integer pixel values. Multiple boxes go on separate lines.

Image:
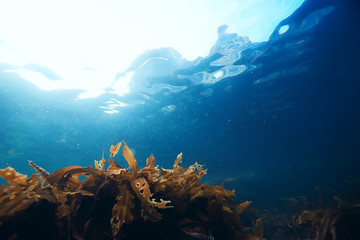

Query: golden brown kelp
left=251, top=194, right=360, bottom=240
left=296, top=196, right=360, bottom=240
left=0, top=141, right=256, bottom=240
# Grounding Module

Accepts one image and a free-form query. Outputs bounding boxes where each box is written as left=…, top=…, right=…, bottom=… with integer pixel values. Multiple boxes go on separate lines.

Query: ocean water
left=1, top=0, right=359, bottom=225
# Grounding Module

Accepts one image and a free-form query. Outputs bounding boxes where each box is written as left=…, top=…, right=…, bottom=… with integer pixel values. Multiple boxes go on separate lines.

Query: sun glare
left=0, top=0, right=304, bottom=99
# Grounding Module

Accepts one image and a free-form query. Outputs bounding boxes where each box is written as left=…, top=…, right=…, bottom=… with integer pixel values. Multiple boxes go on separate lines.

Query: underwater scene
left=1, top=0, right=360, bottom=239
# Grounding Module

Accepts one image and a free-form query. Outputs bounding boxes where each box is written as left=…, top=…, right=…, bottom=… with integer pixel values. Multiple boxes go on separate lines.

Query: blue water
left=1, top=0, right=359, bottom=208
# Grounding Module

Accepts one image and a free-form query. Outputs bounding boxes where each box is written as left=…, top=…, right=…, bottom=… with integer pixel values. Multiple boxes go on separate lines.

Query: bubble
left=200, top=88, right=214, bottom=97
left=279, top=25, right=290, bottom=35
left=161, top=105, right=176, bottom=112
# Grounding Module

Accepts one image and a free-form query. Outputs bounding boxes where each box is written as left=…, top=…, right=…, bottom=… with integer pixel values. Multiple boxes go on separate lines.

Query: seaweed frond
left=110, top=142, right=122, bottom=159
left=122, top=142, right=138, bottom=177
left=0, top=167, right=28, bottom=186
left=0, top=140, right=254, bottom=240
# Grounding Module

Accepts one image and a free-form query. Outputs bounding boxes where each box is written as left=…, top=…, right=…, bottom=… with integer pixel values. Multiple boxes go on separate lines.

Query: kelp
left=296, top=196, right=360, bottom=240
left=250, top=194, right=360, bottom=240
left=0, top=141, right=255, bottom=240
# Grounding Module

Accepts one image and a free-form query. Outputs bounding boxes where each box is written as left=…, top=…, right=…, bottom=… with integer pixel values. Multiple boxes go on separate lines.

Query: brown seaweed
left=0, top=141, right=254, bottom=240
left=296, top=196, right=360, bottom=240
left=253, top=193, right=360, bottom=240
left=0, top=167, right=28, bottom=186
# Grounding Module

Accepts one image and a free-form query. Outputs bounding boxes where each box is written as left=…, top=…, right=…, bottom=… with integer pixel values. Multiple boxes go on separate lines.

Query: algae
left=0, top=141, right=255, bottom=240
